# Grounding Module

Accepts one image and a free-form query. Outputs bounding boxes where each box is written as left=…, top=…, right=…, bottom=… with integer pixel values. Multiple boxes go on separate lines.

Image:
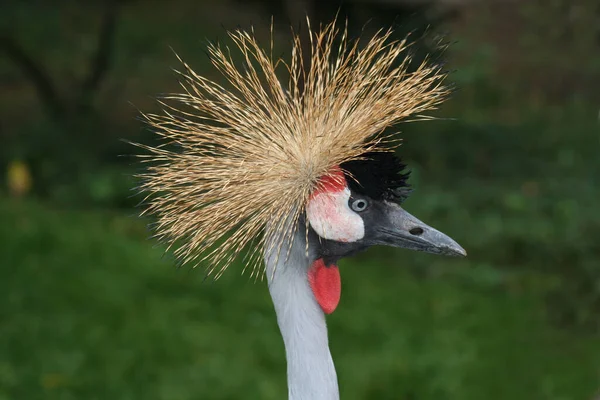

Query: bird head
left=302, top=152, right=465, bottom=315
left=306, top=152, right=466, bottom=265
left=136, top=20, right=462, bottom=284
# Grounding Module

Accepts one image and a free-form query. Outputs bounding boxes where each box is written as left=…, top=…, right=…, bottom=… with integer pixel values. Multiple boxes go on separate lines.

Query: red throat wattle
left=308, top=258, right=341, bottom=314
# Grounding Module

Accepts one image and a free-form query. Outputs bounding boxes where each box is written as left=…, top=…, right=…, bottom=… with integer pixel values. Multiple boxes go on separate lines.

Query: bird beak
left=374, top=203, right=466, bottom=257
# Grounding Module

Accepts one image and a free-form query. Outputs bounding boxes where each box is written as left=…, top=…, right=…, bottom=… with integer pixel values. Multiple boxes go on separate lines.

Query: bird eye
left=350, top=198, right=368, bottom=212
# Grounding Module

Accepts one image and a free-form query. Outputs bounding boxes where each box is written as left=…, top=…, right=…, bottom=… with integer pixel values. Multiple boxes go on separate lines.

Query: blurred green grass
left=1, top=175, right=599, bottom=399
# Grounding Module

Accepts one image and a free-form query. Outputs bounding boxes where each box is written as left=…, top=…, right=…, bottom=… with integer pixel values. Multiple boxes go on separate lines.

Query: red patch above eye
left=308, top=258, right=341, bottom=314
left=311, top=167, right=346, bottom=199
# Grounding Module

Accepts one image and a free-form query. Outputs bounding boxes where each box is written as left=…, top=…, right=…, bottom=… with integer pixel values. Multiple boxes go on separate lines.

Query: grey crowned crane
left=137, top=20, right=466, bottom=400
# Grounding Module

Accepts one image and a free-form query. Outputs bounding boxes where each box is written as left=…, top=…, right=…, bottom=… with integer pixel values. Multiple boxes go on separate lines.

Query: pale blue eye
left=350, top=199, right=368, bottom=212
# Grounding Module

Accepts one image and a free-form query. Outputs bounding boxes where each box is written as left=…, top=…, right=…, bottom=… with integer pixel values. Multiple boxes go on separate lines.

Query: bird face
left=306, top=152, right=466, bottom=264
left=304, top=152, right=465, bottom=315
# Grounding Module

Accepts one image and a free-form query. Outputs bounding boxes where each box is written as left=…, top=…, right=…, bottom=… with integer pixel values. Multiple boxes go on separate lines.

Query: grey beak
left=375, top=203, right=466, bottom=257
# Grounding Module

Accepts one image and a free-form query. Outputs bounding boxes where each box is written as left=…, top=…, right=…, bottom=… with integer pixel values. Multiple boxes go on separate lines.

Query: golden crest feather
left=136, top=19, right=449, bottom=278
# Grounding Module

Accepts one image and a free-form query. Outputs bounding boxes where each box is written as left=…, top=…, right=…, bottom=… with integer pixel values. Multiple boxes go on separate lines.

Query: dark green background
left=2, top=1, right=599, bottom=399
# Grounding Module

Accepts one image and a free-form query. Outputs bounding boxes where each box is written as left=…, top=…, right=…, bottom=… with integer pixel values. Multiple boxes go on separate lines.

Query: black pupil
left=355, top=200, right=365, bottom=210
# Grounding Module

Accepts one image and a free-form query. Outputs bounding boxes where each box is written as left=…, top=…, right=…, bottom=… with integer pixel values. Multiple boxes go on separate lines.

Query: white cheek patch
left=306, top=188, right=365, bottom=242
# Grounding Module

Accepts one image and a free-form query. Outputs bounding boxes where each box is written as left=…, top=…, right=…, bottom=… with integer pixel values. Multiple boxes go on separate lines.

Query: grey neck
left=265, top=227, right=340, bottom=400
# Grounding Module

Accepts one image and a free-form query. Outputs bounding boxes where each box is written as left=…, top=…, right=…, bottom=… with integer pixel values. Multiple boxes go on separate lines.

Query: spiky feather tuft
left=135, top=19, right=449, bottom=279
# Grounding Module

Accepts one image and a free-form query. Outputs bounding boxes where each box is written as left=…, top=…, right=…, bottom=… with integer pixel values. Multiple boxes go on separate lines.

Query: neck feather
left=265, top=227, right=340, bottom=400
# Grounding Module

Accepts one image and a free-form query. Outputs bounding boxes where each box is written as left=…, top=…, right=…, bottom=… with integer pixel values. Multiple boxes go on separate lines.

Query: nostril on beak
left=409, top=227, right=424, bottom=236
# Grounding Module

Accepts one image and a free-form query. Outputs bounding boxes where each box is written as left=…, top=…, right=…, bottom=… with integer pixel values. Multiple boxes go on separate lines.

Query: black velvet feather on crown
left=341, top=151, right=412, bottom=202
